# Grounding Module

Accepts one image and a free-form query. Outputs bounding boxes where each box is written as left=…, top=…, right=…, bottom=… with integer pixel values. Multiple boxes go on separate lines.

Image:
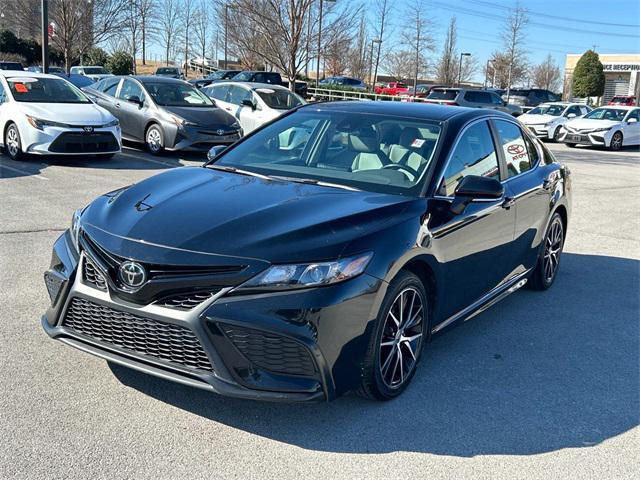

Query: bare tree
left=371, top=0, right=392, bottom=88
left=402, top=0, right=435, bottom=90
left=122, top=1, right=141, bottom=72
left=347, top=14, right=369, bottom=80
left=531, top=54, right=561, bottom=91
left=192, top=0, right=210, bottom=68
left=485, top=51, right=528, bottom=89
left=435, top=16, right=457, bottom=86
left=158, top=0, right=182, bottom=65
left=181, top=0, right=196, bottom=76
left=324, top=31, right=351, bottom=76
left=502, top=1, right=529, bottom=100
left=381, top=50, right=416, bottom=81
left=137, top=0, right=158, bottom=65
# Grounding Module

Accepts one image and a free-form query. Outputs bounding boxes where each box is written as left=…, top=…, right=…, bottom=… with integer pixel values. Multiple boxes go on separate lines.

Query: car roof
left=72, top=65, right=104, bottom=68
left=208, top=81, right=290, bottom=91
left=537, top=102, right=579, bottom=106
left=128, top=75, right=187, bottom=84
left=0, top=71, right=58, bottom=79
left=593, top=105, right=637, bottom=110
left=301, top=100, right=511, bottom=122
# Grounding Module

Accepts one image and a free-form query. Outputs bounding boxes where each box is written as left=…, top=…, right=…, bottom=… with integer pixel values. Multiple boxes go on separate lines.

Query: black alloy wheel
left=358, top=271, right=427, bottom=400
left=529, top=213, right=564, bottom=290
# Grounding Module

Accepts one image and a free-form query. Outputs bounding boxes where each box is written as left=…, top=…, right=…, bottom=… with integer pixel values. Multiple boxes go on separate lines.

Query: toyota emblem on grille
left=83, top=126, right=94, bottom=133
left=118, top=261, right=147, bottom=288
left=216, top=129, right=224, bottom=136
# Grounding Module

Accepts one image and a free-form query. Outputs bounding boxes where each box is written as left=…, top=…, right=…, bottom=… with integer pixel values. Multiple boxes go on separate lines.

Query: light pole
left=224, top=3, right=229, bottom=70
left=484, top=59, right=491, bottom=88
left=41, top=0, right=49, bottom=73
left=457, top=52, right=470, bottom=87
left=368, top=39, right=381, bottom=92
left=316, top=0, right=336, bottom=86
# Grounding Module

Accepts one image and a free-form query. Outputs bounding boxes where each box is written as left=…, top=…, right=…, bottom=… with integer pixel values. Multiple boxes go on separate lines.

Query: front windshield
left=528, top=104, right=564, bottom=116
left=83, top=67, right=108, bottom=74
left=207, top=71, right=226, bottom=80
left=232, top=72, right=252, bottom=81
left=157, top=68, right=178, bottom=74
left=584, top=108, right=626, bottom=121
left=143, top=81, right=214, bottom=107
left=7, top=77, right=90, bottom=103
left=255, top=88, right=303, bottom=110
left=212, top=110, right=442, bottom=196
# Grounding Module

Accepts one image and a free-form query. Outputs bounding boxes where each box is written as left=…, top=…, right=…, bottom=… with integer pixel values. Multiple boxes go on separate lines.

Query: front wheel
left=609, top=131, right=623, bottom=151
left=4, top=123, right=25, bottom=160
left=529, top=213, right=565, bottom=290
left=553, top=127, right=562, bottom=142
left=145, top=124, right=164, bottom=155
left=357, top=271, right=427, bottom=400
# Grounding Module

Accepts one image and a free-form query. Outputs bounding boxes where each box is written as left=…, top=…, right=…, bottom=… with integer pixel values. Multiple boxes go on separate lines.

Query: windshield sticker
left=13, top=83, right=29, bottom=93
left=411, top=138, right=425, bottom=148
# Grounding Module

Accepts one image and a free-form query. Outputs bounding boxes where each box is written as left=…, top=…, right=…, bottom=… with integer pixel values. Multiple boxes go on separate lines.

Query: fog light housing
left=44, top=271, right=65, bottom=305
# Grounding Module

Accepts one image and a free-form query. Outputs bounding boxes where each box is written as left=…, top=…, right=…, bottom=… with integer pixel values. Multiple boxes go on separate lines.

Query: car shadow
left=109, top=252, right=639, bottom=457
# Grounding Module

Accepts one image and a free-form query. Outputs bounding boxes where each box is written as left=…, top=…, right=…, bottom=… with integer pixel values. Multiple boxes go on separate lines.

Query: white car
left=518, top=102, right=592, bottom=141
left=0, top=72, right=121, bottom=160
left=69, top=66, right=114, bottom=82
left=558, top=106, right=640, bottom=151
left=201, top=81, right=305, bottom=134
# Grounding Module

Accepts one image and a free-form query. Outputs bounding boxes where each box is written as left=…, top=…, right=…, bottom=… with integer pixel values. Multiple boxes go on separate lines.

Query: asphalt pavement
left=0, top=142, right=638, bottom=479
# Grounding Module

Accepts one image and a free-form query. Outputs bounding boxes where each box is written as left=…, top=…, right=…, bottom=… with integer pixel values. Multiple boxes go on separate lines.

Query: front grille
left=221, top=324, right=316, bottom=377
left=49, top=132, right=119, bottom=153
left=62, top=297, right=213, bottom=372
left=156, top=289, right=222, bottom=310
left=83, top=258, right=107, bottom=291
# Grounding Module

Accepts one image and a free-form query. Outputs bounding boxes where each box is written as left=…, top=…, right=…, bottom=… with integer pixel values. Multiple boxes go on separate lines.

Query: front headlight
left=237, top=252, right=373, bottom=291
left=592, top=127, right=612, bottom=133
left=169, top=113, right=196, bottom=128
left=70, top=208, right=83, bottom=251
left=26, top=115, right=69, bottom=130
left=105, top=119, right=120, bottom=128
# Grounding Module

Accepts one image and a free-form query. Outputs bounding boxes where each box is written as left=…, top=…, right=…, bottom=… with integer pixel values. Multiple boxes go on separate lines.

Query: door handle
left=502, top=197, right=516, bottom=209
left=115, top=102, right=121, bottom=108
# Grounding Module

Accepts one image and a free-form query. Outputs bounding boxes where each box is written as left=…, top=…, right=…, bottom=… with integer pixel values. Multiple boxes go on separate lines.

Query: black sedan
left=42, top=102, right=571, bottom=401
left=189, top=70, right=242, bottom=89
left=83, top=76, right=241, bottom=154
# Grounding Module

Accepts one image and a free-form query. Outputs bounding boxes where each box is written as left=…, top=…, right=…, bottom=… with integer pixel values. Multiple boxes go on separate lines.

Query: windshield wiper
left=206, top=165, right=273, bottom=180
left=269, top=175, right=360, bottom=191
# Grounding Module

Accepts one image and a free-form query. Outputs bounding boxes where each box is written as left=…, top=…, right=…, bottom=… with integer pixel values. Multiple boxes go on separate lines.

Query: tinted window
left=565, top=105, right=581, bottom=117
left=529, top=104, right=563, bottom=116
left=101, top=77, right=120, bottom=96
left=440, top=121, right=499, bottom=196
left=494, top=120, right=532, bottom=178
left=203, top=84, right=228, bottom=101
left=584, top=108, right=626, bottom=121
left=255, top=87, right=303, bottom=110
left=626, top=109, right=640, bottom=121
left=82, top=67, right=108, bottom=75
left=428, top=89, right=458, bottom=100
left=156, top=68, right=179, bottom=74
left=117, top=79, right=144, bottom=101
left=0, top=84, right=6, bottom=103
left=143, top=81, right=214, bottom=107
left=0, top=62, right=24, bottom=70
left=490, top=93, right=503, bottom=105
left=465, top=91, right=492, bottom=104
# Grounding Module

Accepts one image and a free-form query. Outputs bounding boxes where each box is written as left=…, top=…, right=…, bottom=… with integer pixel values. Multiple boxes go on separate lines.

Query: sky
left=376, top=0, right=640, bottom=82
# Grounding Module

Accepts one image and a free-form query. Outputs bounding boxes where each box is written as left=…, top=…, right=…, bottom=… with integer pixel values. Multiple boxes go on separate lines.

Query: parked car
left=42, top=101, right=571, bottom=402
left=425, top=87, right=522, bottom=116
left=0, top=61, right=25, bottom=71
left=558, top=105, right=640, bottom=150
left=401, top=84, right=445, bottom=101
left=189, top=70, right=241, bottom=89
left=375, top=81, right=409, bottom=96
left=53, top=73, right=95, bottom=89
left=69, top=66, right=114, bottom=82
left=608, top=95, right=637, bottom=106
left=82, top=76, right=241, bottom=155
left=27, top=66, right=66, bottom=74
left=154, top=67, right=183, bottom=79
left=202, top=81, right=305, bottom=134
left=318, top=76, right=367, bottom=91
left=503, top=88, right=560, bottom=110
left=232, top=71, right=308, bottom=97
left=0, top=71, right=120, bottom=160
left=518, top=102, right=592, bottom=141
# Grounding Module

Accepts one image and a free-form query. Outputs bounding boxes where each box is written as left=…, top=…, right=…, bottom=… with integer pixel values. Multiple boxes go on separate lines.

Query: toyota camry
left=42, top=102, right=571, bottom=401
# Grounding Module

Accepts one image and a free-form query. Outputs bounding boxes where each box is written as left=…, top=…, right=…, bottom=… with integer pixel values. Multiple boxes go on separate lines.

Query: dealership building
left=564, top=53, right=640, bottom=104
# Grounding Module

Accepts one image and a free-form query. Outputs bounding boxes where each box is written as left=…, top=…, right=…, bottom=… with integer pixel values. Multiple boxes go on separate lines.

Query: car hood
left=82, top=167, right=418, bottom=264
left=519, top=113, right=560, bottom=125
left=17, top=102, right=115, bottom=124
left=565, top=118, right=619, bottom=130
left=162, top=105, right=238, bottom=130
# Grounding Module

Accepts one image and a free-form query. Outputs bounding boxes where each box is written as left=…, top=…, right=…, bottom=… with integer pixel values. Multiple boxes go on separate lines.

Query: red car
left=375, top=81, right=409, bottom=96
left=608, top=95, right=637, bottom=106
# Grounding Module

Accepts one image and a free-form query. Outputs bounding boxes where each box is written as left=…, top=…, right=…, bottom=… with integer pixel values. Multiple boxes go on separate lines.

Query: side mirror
left=450, top=175, right=504, bottom=215
left=567, top=113, right=577, bottom=118
left=207, top=145, right=228, bottom=162
left=126, top=95, right=143, bottom=107
left=241, top=98, right=256, bottom=110
left=627, top=117, right=638, bottom=123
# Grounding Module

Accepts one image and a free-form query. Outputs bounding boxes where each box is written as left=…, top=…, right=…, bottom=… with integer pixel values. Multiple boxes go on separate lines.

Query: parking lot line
left=119, top=150, right=187, bottom=168
left=0, top=162, right=48, bottom=180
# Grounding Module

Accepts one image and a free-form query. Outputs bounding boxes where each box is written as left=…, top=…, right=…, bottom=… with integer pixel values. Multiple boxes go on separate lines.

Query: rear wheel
left=4, top=123, right=24, bottom=160
left=609, top=131, right=623, bottom=151
left=529, top=213, right=564, bottom=290
left=357, top=271, right=427, bottom=400
left=145, top=124, right=164, bottom=155
left=553, top=127, right=562, bottom=142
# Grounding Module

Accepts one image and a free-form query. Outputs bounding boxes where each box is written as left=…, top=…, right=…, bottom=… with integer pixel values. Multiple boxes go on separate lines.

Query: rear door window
left=428, top=89, right=458, bottom=100
left=494, top=120, right=533, bottom=178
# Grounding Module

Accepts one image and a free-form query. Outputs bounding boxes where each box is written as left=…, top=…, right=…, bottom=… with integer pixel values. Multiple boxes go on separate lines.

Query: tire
left=609, top=131, right=623, bottom=151
left=145, top=124, right=164, bottom=155
left=553, top=127, right=562, bottom=142
left=357, top=271, right=428, bottom=400
left=4, top=123, right=25, bottom=160
left=529, top=213, right=565, bottom=291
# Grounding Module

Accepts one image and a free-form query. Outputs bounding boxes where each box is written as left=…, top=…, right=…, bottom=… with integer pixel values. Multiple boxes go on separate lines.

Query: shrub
left=84, top=47, right=109, bottom=67
left=105, top=51, right=134, bottom=75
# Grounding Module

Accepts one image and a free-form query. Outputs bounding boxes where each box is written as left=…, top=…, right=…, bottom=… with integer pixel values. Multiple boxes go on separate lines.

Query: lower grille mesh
left=62, top=297, right=213, bottom=372
left=221, top=324, right=316, bottom=377
left=83, top=258, right=107, bottom=291
left=156, top=289, right=222, bottom=310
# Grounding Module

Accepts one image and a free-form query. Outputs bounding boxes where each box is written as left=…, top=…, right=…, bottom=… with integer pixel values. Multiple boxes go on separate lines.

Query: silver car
left=425, top=88, right=522, bottom=116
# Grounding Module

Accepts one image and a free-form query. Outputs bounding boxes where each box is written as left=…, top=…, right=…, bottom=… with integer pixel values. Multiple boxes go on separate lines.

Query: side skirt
left=431, top=270, right=531, bottom=335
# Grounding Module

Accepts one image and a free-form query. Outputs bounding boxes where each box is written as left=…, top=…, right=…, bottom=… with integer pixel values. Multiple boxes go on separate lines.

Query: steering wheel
left=382, top=163, right=420, bottom=181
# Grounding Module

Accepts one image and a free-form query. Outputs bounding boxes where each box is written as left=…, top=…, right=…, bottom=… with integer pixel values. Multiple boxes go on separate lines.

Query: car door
left=492, top=118, right=553, bottom=272
left=428, top=119, right=517, bottom=321
left=621, top=108, right=640, bottom=144
left=0, top=81, right=9, bottom=143
left=115, top=78, right=146, bottom=140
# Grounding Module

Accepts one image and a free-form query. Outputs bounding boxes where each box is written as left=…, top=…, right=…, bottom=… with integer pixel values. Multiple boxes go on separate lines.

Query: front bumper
left=24, top=125, right=122, bottom=155
left=42, top=232, right=384, bottom=401
left=169, top=125, right=242, bottom=152
left=558, top=129, right=608, bottom=146
left=525, top=124, right=553, bottom=139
